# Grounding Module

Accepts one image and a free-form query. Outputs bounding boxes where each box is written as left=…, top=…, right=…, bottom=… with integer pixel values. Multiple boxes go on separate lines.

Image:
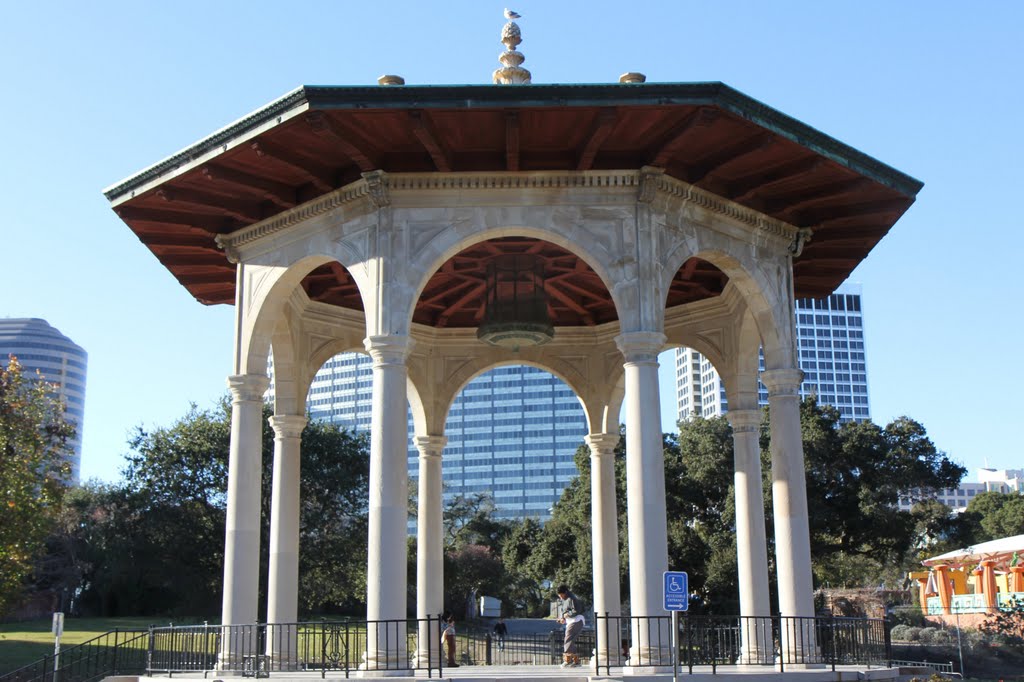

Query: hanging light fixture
left=477, top=253, right=554, bottom=349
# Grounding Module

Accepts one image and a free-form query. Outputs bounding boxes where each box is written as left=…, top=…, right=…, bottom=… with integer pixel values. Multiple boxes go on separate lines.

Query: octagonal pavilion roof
left=104, top=81, right=922, bottom=323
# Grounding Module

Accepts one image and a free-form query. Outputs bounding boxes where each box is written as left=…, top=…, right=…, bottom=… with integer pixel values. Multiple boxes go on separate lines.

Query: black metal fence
left=0, top=614, right=891, bottom=682
left=592, top=614, right=889, bottom=675
left=147, top=617, right=445, bottom=678
left=0, top=629, right=148, bottom=682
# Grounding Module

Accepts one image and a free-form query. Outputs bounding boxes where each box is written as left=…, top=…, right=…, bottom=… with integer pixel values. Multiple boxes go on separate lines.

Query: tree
left=533, top=397, right=965, bottom=614
left=49, top=399, right=370, bottom=617
left=0, top=356, right=74, bottom=615
left=785, top=399, right=965, bottom=585
left=962, top=492, right=1024, bottom=543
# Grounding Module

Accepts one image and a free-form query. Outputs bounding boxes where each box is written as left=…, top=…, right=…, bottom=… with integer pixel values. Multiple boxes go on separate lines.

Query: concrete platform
left=120, top=663, right=898, bottom=682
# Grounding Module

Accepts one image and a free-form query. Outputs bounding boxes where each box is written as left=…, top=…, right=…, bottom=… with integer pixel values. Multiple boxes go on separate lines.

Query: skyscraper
left=0, top=318, right=88, bottom=482
left=290, top=353, right=587, bottom=521
left=676, top=283, right=870, bottom=423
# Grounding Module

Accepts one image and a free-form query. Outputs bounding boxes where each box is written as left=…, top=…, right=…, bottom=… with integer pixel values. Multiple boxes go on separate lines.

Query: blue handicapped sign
left=663, top=571, right=689, bottom=611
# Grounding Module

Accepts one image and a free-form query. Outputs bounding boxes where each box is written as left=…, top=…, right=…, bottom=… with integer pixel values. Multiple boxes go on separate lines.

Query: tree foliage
left=962, top=491, right=1024, bottom=543
left=48, top=399, right=369, bottom=617
left=528, top=398, right=965, bottom=612
left=0, top=356, right=74, bottom=615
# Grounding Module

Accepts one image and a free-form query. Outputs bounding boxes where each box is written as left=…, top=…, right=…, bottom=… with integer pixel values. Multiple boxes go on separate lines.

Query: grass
left=0, top=617, right=156, bottom=673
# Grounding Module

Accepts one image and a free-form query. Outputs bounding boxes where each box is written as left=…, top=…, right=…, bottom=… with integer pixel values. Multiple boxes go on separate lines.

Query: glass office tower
left=290, top=353, right=587, bottom=522
left=676, top=282, right=870, bottom=423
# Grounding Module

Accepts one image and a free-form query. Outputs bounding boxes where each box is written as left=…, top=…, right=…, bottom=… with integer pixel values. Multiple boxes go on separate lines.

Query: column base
left=355, top=670, right=414, bottom=678
left=623, top=664, right=675, bottom=675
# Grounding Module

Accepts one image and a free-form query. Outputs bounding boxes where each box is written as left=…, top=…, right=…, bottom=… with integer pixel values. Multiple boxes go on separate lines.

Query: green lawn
left=0, top=617, right=156, bottom=673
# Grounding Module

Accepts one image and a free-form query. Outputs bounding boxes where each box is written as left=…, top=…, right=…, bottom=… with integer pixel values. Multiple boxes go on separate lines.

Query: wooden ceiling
left=106, top=82, right=921, bottom=325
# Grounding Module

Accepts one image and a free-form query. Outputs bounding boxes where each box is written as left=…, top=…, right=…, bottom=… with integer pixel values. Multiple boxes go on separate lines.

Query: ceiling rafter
left=727, top=156, right=826, bottom=203
left=306, top=111, right=380, bottom=172
left=648, top=107, right=718, bottom=167
left=793, top=198, right=909, bottom=225
left=410, top=110, right=453, bottom=172
left=200, top=165, right=297, bottom=209
left=136, top=232, right=215, bottom=248
left=156, top=188, right=262, bottom=223
left=686, top=133, right=776, bottom=184
left=576, top=108, right=618, bottom=171
left=760, top=177, right=874, bottom=215
left=116, top=206, right=231, bottom=233
left=437, top=282, right=488, bottom=327
left=251, top=140, right=334, bottom=192
left=177, top=272, right=236, bottom=285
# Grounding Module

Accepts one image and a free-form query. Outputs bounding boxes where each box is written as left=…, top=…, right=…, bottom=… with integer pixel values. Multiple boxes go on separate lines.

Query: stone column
left=761, top=368, right=816, bottom=664
left=363, top=335, right=413, bottom=675
left=265, top=414, right=307, bottom=668
left=726, top=409, right=772, bottom=664
left=615, top=332, right=670, bottom=672
left=586, top=433, right=623, bottom=668
left=415, top=435, right=446, bottom=668
left=219, top=373, right=269, bottom=668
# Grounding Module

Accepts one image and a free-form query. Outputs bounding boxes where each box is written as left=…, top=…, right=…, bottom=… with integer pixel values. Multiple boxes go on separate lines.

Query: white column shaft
left=415, top=436, right=445, bottom=667
left=727, top=409, right=772, bottom=662
left=763, top=369, right=815, bottom=662
left=364, top=335, right=412, bottom=671
left=587, top=433, right=622, bottom=668
left=616, top=332, right=670, bottom=670
left=221, top=374, right=269, bottom=627
left=266, top=415, right=306, bottom=666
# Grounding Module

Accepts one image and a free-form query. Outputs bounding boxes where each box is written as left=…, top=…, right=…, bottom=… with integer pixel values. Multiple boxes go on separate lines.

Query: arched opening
left=440, top=363, right=587, bottom=521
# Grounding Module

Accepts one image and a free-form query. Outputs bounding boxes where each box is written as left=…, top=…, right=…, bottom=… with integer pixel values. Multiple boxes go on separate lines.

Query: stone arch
left=402, top=222, right=632, bottom=335
left=238, top=254, right=371, bottom=378
left=660, top=242, right=792, bottom=370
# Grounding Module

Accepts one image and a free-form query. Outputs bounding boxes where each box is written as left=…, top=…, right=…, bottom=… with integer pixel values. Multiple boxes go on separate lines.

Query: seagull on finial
left=504, top=8, right=521, bottom=19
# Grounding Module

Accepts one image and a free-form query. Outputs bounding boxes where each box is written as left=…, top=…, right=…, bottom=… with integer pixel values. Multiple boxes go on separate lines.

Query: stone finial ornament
left=493, top=9, right=531, bottom=84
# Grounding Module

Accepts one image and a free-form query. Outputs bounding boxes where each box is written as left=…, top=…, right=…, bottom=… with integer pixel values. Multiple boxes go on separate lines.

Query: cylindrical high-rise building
left=0, top=318, right=87, bottom=482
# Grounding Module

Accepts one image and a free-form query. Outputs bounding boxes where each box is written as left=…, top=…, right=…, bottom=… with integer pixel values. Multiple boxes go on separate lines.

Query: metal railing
left=0, top=614, right=892, bottom=682
left=0, top=629, right=148, bottom=682
left=592, top=614, right=889, bottom=675
left=147, top=616, right=445, bottom=678
left=890, top=659, right=958, bottom=675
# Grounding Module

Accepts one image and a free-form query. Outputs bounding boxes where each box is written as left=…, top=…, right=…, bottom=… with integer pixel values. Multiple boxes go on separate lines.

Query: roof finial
left=493, top=9, right=531, bottom=85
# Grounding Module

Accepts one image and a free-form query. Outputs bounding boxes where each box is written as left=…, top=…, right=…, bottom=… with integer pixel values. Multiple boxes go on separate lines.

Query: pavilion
left=104, top=13, right=921, bottom=677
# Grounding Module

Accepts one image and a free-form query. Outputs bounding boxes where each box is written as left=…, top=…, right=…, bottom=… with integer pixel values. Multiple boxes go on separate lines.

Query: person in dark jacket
left=555, top=585, right=585, bottom=667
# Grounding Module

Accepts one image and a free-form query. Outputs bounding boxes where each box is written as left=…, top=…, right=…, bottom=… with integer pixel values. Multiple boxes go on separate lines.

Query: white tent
left=922, top=533, right=1024, bottom=567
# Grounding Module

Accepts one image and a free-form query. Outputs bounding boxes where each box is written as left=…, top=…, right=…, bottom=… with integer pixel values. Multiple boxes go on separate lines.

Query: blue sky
left=3, top=1, right=1021, bottom=482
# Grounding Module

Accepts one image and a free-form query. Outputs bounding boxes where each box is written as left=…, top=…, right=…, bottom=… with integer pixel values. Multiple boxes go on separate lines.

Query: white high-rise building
left=0, top=318, right=87, bottom=482
left=281, top=352, right=587, bottom=522
left=898, top=468, right=1024, bottom=512
left=676, top=282, right=870, bottom=423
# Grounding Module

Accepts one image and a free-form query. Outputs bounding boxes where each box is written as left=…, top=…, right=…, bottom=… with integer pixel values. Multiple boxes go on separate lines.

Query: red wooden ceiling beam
left=201, top=164, right=297, bottom=209
left=251, top=140, right=334, bottom=193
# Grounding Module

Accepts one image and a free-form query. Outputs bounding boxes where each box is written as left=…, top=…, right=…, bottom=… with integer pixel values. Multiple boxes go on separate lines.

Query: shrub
left=891, top=624, right=912, bottom=641
left=900, top=626, right=923, bottom=642
left=919, top=627, right=952, bottom=645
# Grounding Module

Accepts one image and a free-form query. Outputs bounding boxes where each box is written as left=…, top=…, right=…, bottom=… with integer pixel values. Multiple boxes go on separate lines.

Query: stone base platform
left=112, top=664, right=898, bottom=682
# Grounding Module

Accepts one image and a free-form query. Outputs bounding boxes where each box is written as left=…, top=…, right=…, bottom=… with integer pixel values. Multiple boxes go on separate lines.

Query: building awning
left=922, top=534, right=1024, bottom=567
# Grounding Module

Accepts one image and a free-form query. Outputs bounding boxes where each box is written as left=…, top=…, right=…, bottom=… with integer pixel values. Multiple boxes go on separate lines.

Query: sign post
left=663, top=572, right=688, bottom=682
left=52, top=612, right=64, bottom=682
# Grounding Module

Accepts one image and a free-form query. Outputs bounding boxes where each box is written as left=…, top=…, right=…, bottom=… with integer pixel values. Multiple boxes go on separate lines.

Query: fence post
left=485, top=633, right=492, bottom=665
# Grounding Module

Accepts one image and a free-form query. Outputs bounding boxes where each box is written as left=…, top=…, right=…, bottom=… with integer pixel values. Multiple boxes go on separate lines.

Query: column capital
left=761, top=368, right=804, bottom=397
left=726, top=409, right=762, bottom=434
left=269, top=415, right=307, bottom=439
left=615, top=331, right=666, bottom=363
left=414, top=435, right=447, bottom=459
left=364, top=334, right=414, bottom=366
left=585, top=433, right=620, bottom=457
left=227, top=374, right=270, bottom=402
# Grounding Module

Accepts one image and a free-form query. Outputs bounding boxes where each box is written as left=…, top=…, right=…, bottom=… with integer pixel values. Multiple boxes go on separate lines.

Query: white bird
left=504, top=8, right=521, bottom=19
